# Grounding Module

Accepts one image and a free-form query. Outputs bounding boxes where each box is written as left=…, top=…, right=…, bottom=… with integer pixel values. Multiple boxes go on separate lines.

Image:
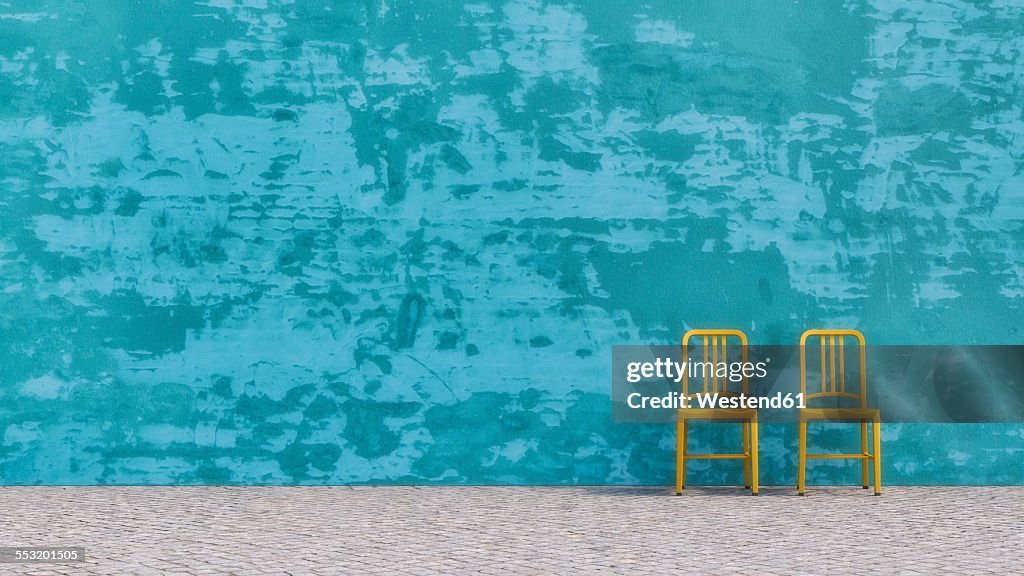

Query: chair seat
left=800, top=407, right=879, bottom=421
left=678, top=407, right=757, bottom=421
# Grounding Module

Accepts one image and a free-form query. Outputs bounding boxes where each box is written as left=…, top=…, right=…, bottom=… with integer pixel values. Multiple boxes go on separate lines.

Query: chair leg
left=873, top=418, right=882, bottom=496
left=798, top=419, right=807, bottom=495
left=742, top=420, right=751, bottom=489
left=676, top=419, right=686, bottom=495
left=750, top=415, right=759, bottom=495
left=860, top=419, right=869, bottom=489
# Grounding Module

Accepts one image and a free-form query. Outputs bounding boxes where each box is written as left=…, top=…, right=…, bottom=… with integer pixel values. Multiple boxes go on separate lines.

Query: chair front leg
left=750, top=414, right=759, bottom=496
left=676, top=418, right=687, bottom=495
left=872, top=417, right=882, bottom=496
left=798, top=418, right=807, bottom=496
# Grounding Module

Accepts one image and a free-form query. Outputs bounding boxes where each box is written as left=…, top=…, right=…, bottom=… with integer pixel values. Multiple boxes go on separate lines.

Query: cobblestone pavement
left=0, top=486, right=1019, bottom=575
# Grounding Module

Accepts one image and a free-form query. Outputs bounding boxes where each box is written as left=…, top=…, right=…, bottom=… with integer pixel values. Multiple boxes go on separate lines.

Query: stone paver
left=0, top=486, right=1019, bottom=575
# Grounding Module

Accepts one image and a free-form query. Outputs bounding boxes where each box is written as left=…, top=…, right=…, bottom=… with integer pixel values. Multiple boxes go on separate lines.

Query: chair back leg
left=860, top=420, right=869, bottom=488
left=742, top=421, right=751, bottom=489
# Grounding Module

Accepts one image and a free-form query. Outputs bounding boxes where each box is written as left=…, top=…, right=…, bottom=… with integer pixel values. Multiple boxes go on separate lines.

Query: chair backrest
left=799, top=329, right=867, bottom=408
left=681, top=329, right=748, bottom=398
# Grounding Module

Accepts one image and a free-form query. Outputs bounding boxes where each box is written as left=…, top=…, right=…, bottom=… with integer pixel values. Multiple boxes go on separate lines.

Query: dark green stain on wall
left=590, top=240, right=813, bottom=342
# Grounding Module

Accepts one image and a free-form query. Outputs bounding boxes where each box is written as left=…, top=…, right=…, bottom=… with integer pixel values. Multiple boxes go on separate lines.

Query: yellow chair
left=797, top=329, right=881, bottom=496
left=676, top=329, right=758, bottom=496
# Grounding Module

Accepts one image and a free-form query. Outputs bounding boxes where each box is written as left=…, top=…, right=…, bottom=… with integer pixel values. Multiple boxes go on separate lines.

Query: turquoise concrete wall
left=1, top=1, right=1022, bottom=485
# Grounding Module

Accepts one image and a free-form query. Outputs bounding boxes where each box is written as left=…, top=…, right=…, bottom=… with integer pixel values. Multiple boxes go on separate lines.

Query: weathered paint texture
left=1, top=1, right=1022, bottom=485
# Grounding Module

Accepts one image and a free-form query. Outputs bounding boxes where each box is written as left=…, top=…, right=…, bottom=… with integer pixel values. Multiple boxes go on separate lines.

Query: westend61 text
left=626, top=392, right=807, bottom=410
